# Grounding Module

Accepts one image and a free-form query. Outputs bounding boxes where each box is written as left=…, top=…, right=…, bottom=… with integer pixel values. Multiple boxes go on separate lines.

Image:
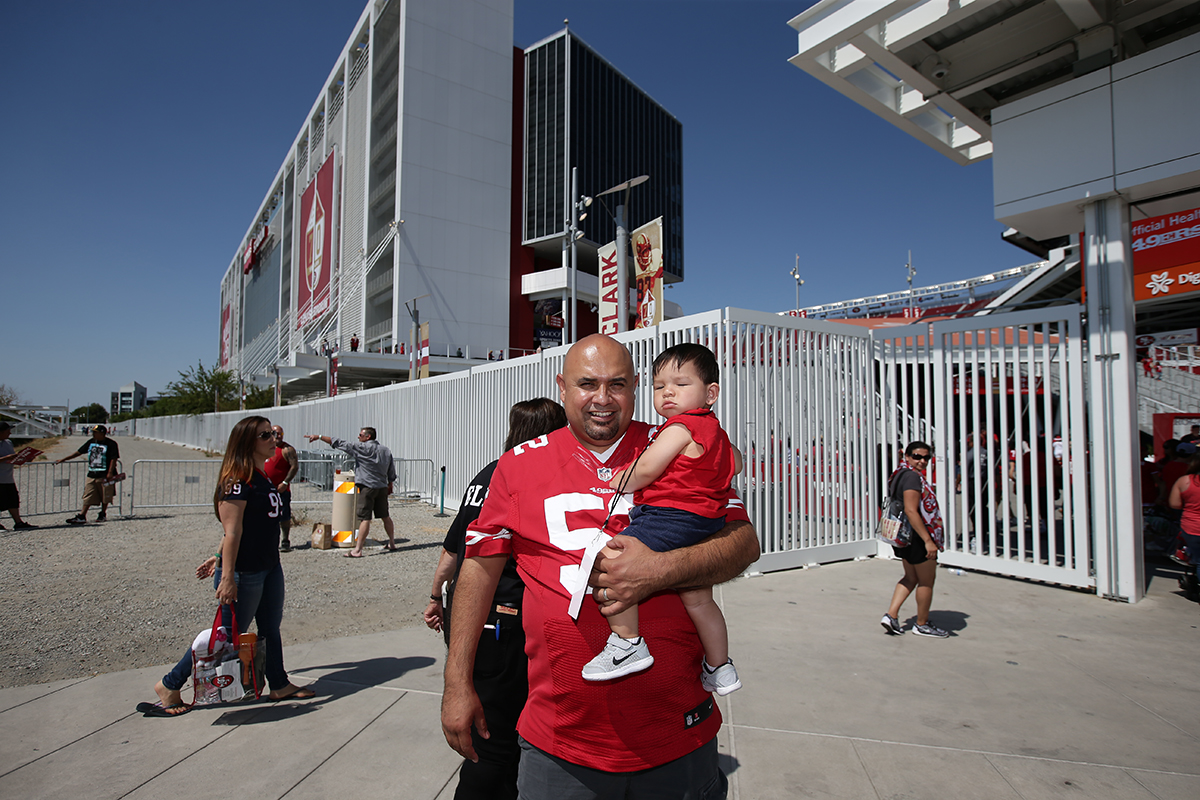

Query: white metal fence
left=875, top=305, right=1093, bottom=590
left=131, top=307, right=1113, bottom=595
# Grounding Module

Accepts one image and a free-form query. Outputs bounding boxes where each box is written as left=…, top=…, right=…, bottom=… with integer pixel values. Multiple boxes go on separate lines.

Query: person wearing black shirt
left=147, top=416, right=315, bottom=717
left=57, top=425, right=120, bottom=523
left=424, top=398, right=566, bottom=800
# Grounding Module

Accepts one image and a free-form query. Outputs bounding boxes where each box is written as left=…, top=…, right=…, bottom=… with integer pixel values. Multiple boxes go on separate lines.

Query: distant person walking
left=264, top=425, right=299, bottom=552
left=305, top=427, right=396, bottom=557
left=146, top=415, right=315, bottom=717
left=881, top=441, right=949, bottom=638
left=0, top=422, right=37, bottom=530
left=57, top=425, right=120, bottom=524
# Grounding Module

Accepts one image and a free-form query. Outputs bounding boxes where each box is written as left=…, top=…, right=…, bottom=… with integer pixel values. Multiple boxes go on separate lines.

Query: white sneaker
left=581, top=633, right=654, bottom=681
left=701, top=657, right=742, bottom=695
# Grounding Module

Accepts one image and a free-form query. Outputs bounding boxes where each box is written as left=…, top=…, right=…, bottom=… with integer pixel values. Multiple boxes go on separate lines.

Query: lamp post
left=594, top=174, right=649, bottom=333
left=905, top=250, right=916, bottom=317
left=789, top=254, right=804, bottom=314
left=566, top=167, right=591, bottom=345
left=404, top=293, right=430, bottom=378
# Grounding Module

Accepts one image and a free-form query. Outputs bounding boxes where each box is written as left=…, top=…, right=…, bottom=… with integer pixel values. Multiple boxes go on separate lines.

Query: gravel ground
left=0, top=436, right=451, bottom=690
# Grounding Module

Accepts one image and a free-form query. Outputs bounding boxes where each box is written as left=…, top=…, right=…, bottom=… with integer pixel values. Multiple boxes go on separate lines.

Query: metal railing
left=124, top=456, right=436, bottom=515
left=12, top=461, right=125, bottom=518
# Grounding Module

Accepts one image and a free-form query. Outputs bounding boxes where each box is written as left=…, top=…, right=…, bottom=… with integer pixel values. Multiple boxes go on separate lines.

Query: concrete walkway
left=3, top=558, right=1198, bottom=799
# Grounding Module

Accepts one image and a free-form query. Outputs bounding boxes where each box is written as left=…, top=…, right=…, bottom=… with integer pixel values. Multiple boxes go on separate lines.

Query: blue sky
left=3, top=0, right=1029, bottom=408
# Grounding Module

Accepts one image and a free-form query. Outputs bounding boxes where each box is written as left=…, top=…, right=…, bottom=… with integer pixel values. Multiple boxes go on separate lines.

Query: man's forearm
left=660, top=519, right=759, bottom=591
left=430, top=549, right=456, bottom=598
left=445, top=555, right=505, bottom=687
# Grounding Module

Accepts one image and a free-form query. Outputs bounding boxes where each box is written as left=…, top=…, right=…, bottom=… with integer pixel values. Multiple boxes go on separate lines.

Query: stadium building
left=219, top=0, right=683, bottom=400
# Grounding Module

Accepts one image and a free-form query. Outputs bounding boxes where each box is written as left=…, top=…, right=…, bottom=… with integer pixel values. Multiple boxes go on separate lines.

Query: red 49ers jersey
left=636, top=409, right=736, bottom=520
left=465, top=422, right=748, bottom=771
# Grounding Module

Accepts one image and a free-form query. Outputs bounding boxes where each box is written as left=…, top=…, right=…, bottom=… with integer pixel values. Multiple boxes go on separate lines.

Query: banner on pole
left=597, top=241, right=619, bottom=335
left=298, top=147, right=339, bottom=329
left=632, top=217, right=664, bottom=329
left=220, top=303, right=232, bottom=368
left=419, top=323, right=430, bottom=379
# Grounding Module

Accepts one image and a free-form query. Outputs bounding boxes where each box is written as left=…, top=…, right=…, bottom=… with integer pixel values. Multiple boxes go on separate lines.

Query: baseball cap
left=0, top=422, right=12, bottom=432
left=1176, top=442, right=1198, bottom=455
left=93, top=425, right=108, bottom=434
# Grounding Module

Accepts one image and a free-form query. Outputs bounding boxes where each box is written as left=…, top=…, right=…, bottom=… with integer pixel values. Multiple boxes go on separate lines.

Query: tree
left=0, top=384, right=20, bottom=406
left=146, top=361, right=275, bottom=416
left=244, top=385, right=275, bottom=410
left=71, top=403, right=109, bottom=423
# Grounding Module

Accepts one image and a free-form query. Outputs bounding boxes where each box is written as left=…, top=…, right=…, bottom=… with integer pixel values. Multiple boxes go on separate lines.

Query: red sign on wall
left=1131, top=206, right=1200, bottom=301
left=298, top=148, right=338, bottom=329
left=220, top=303, right=232, bottom=368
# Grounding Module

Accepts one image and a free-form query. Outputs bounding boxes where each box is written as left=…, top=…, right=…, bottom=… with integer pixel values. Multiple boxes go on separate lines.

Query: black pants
left=455, top=615, right=528, bottom=800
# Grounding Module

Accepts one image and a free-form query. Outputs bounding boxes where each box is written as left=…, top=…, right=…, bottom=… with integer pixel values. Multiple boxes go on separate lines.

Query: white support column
left=1083, top=196, right=1144, bottom=602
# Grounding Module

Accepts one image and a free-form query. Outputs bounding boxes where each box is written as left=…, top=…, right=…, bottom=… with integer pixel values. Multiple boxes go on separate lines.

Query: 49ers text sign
left=298, top=148, right=338, bottom=329
left=1132, top=206, right=1200, bottom=301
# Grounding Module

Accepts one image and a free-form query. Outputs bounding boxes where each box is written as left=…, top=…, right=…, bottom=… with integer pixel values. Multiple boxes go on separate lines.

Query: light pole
left=594, top=175, right=649, bottom=333
left=566, top=167, right=591, bottom=345
left=404, top=293, right=430, bottom=378
left=905, top=250, right=916, bottom=317
left=789, top=254, right=804, bottom=313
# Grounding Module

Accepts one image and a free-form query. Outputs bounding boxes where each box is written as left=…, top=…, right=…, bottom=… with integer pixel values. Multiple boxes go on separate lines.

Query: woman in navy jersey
left=147, top=416, right=314, bottom=716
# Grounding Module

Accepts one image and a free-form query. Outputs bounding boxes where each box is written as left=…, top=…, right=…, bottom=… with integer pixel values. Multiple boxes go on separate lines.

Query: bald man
left=442, top=334, right=759, bottom=799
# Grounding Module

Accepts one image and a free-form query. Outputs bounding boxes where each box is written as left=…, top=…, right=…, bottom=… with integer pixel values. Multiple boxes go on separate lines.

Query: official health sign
left=1132, top=206, right=1200, bottom=301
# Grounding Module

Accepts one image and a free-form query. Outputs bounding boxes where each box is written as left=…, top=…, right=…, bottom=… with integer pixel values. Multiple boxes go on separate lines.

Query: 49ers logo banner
left=632, top=217, right=663, bottom=329
left=298, top=148, right=339, bottom=329
left=220, top=303, right=232, bottom=368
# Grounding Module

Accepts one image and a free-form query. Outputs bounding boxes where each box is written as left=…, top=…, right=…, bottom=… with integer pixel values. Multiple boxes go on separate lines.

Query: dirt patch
left=0, top=498, right=450, bottom=689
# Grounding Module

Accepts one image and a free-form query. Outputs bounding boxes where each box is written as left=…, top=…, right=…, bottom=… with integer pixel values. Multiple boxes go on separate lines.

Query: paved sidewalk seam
left=848, top=738, right=884, bottom=800
left=1046, top=650, right=1200, bottom=744
left=983, top=753, right=1028, bottom=800
left=0, top=677, right=90, bottom=715
left=310, top=678, right=441, bottom=698
left=714, top=583, right=742, bottom=800
left=117, top=716, right=251, bottom=799
left=277, top=693, right=406, bottom=799
left=728, top=723, right=1200, bottom=777
left=0, top=711, right=140, bottom=781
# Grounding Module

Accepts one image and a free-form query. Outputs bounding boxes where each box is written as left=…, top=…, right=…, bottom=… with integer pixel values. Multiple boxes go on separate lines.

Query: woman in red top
left=1168, top=450, right=1200, bottom=600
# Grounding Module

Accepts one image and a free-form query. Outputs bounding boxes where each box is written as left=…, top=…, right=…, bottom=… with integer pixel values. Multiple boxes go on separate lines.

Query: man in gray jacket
left=305, top=427, right=397, bottom=557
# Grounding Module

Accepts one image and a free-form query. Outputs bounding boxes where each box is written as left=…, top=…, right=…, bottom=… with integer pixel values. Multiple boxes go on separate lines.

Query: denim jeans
left=162, top=561, right=288, bottom=692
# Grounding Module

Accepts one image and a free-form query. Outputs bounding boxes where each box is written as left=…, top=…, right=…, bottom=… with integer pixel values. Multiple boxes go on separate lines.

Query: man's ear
left=555, top=373, right=566, bottom=401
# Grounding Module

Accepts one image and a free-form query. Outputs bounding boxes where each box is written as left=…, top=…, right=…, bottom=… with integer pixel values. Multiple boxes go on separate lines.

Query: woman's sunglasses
left=257, top=430, right=276, bottom=440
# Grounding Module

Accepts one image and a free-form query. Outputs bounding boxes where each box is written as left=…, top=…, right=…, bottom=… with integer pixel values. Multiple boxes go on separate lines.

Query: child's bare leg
left=680, top=586, right=728, bottom=665
left=598, top=543, right=640, bottom=639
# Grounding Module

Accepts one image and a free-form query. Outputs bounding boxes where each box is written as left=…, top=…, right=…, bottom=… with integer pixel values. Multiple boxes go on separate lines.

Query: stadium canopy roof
left=788, top=0, right=1200, bottom=166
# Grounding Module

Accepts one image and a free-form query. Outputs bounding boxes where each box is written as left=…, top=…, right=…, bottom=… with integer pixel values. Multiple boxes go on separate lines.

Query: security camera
left=921, top=54, right=950, bottom=81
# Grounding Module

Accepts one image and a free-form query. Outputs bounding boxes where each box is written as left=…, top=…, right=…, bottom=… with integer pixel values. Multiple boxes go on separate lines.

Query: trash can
left=332, top=470, right=357, bottom=548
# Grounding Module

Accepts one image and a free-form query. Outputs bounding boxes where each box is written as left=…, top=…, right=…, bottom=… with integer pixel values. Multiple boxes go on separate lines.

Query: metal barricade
left=129, top=460, right=221, bottom=514
left=393, top=458, right=436, bottom=503
left=124, top=456, right=437, bottom=515
left=12, top=460, right=125, bottom=519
